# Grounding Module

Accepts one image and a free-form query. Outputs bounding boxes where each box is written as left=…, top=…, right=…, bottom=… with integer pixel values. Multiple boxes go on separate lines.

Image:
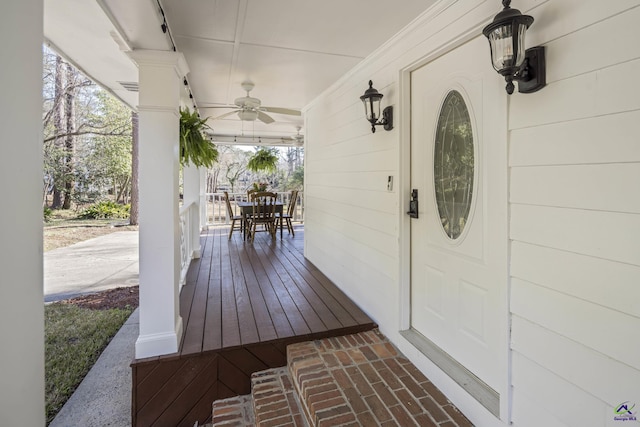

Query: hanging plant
left=179, top=107, right=218, bottom=168
left=247, top=148, right=278, bottom=173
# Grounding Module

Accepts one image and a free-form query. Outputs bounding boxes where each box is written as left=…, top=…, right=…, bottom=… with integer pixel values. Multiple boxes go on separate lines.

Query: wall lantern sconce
left=482, top=0, right=546, bottom=95
left=360, top=80, right=393, bottom=133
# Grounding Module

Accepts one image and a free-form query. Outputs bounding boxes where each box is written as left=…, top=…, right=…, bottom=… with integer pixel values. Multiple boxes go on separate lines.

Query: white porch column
left=183, top=163, right=202, bottom=258
left=129, top=50, right=188, bottom=358
left=0, top=1, right=45, bottom=425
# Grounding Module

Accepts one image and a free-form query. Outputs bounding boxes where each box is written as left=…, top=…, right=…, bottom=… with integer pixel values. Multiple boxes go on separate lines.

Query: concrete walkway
left=50, top=309, right=139, bottom=427
left=44, top=230, right=139, bottom=302
left=47, top=231, right=140, bottom=426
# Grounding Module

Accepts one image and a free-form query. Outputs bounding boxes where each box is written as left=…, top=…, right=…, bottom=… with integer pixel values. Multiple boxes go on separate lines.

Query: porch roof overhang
left=43, top=0, right=437, bottom=141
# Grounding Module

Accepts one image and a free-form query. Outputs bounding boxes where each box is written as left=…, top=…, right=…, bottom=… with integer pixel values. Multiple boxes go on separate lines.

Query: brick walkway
left=212, top=330, right=474, bottom=427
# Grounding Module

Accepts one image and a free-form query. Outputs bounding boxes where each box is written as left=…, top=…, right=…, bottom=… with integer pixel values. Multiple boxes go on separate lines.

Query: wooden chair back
left=251, top=191, right=277, bottom=221
left=223, top=191, right=234, bottom=217
left=287, top=190, right=299, bottom=217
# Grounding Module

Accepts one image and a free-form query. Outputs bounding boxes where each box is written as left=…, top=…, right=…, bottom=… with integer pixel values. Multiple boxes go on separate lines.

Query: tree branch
left=43, top=129, right=130, bottom=143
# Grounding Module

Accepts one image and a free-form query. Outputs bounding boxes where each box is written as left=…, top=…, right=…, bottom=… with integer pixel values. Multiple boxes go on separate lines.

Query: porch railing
left=204, top=191, right=304, bottom=226
left=179, top=201, right=198, bottom=286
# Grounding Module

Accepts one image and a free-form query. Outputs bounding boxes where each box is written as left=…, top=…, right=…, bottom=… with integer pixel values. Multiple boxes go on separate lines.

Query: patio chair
left=223, top=191, right=243, bottom=240
left=275, top=190, right=299, bottom=237
left=247, top=191, right=277, bottom=242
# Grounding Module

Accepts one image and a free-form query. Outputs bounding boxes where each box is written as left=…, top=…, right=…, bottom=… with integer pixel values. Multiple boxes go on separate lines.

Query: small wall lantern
left=360, top=80, right=393, bottom=133
left=482, top=0, right=545, bottom=94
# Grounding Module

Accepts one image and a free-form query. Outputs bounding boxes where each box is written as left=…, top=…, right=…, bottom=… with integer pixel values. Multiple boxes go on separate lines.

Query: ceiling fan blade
left=198, top=103, right=237, bottom=109
left=211, top=110, right=240, bottom=120
left=262, top=106, right=301, bottom=116
left=257, top=111, right=275, bottom=124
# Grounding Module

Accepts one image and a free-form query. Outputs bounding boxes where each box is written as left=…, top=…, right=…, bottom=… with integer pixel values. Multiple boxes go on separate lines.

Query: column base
left=135, top=317, right=183, bottom=359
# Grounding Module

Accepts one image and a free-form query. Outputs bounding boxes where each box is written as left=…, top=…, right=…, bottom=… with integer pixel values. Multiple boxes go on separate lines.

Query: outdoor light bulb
left=367, top=98, right=381, bottom=122
left=488, top=23, right=527, bottom=73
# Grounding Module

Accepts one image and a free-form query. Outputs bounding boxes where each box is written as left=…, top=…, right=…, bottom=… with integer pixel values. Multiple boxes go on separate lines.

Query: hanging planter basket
left=179, top=107, right=218, bottom=168
left=247, top=148, right=278, bottom=173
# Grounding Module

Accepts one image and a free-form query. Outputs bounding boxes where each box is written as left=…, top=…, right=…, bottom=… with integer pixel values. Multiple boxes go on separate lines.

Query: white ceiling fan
left=285, top=126, right=304, bottom=145
left=210, top=81, right=301, bottom=124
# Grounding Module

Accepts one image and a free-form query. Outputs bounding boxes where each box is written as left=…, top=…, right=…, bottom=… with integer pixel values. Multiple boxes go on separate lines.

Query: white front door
left=409, top=36, right=508, bottom=416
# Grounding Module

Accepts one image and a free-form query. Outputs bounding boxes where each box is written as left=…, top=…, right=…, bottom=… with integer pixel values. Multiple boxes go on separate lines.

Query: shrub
left=78, top=201, right=130, bottom=220
left=43, top=207, right=53, bottom=223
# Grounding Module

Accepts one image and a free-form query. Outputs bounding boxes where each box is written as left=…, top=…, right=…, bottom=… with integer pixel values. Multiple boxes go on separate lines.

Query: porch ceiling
left=43, top=0, right=435, bottom=141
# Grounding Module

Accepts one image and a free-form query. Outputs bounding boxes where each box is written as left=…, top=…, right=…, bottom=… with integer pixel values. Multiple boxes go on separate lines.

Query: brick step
left=252, top=367, right=306, bottom=426
left=287, top=330, right=473, bottom=427
left=212, top=329, right=473, bottom=427
left=211, top=395, right=254, bottom=426
left=212, top=368, right=306, bottom=427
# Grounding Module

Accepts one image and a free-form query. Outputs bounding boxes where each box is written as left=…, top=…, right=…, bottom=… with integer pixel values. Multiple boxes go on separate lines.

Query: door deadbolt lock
left=407, top=189, right=418, bottom=218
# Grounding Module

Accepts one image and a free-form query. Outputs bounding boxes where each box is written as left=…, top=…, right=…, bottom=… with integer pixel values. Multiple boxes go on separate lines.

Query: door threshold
left=400, top=328, right=500, bottom=417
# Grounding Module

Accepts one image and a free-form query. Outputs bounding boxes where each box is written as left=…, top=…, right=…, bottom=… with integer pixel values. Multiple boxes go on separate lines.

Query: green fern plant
left=247, top=148, right=279, bottom=173
left=179, top=107, right=219, bottom=168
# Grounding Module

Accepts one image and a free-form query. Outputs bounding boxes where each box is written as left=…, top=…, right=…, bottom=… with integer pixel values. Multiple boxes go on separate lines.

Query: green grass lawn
left=45, top=303, right=134, bottom=424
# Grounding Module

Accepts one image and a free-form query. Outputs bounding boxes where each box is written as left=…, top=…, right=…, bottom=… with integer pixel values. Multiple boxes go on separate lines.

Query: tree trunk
left=116, top=175, right=130, bottom=203
left=51, top=55, right=65, bottom=209
left=62, top=63, right=76, bottom=210
left=208, top=169, right=219, bottom=193
left=129, top=111, right=139, bottom=225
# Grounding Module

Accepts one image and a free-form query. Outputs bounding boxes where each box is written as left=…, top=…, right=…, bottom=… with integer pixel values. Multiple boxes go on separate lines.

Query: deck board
left=253, top=240, right=329, bottom=333
left=203, top=233, right=223, bottom=352
left=131, top=225, right=377, bottom=427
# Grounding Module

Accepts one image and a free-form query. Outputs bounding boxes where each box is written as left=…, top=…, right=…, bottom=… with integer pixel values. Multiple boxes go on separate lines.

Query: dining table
left=236, top=200, right=284, bottom=240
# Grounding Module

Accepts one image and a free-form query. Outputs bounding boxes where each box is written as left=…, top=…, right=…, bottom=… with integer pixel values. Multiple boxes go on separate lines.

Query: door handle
left=407, top=189, right=418, bottom=218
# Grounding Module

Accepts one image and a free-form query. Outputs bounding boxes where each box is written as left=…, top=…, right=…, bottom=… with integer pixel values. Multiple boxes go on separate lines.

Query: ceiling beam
left=209, top=134, right=302, bottom=147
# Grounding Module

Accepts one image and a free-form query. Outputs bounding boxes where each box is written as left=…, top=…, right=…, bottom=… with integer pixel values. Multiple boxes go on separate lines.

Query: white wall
left=508, top=1, right=640, bottom=425
left=304, top=0, right=640, bottom=425
left=0, top=1, right=45, bottom=425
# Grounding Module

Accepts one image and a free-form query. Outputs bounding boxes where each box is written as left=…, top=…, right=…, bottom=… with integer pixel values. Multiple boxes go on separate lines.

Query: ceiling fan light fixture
left=210, top=81, right=301, bottom=124
left=238, top=110, right=258, bottom=121
left=235, top=96, right=261, bottom=108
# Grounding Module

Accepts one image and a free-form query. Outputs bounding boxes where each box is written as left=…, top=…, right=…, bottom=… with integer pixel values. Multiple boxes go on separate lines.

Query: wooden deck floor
left=131, top=226, right=377, bottom=427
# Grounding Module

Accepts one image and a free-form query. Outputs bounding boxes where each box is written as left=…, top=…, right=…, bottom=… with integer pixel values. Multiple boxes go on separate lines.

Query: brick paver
left=212, top=395, right=254, bottom=426
left=287, top=330, right=474, bottom=427
left=252, top=367, right=306, bottom=427
left=212, top=330, right=474, bottom=427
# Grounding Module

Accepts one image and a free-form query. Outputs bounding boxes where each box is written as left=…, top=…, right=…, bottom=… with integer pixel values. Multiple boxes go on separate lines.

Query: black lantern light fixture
left=482, top=0, right=545, bottom=95
left=360, top=80, right=393, bottom=133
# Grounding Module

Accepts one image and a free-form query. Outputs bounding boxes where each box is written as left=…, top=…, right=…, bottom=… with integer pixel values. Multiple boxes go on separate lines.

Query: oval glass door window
left=433, top=90, right=475, bottom=240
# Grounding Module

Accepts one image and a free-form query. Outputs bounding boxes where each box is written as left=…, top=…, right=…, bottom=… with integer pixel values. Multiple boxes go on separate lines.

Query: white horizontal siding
left=304, top=0, right=640, bottom=425
left=511, top=390, right=569, bottom=427
left=303, top=222, right=397, bottom=286
left=510, top=163, right=640, bottom=214
left=534, top=2, right=640, bottom=83
left=306, top=148, right=396, bottom=174
left=511, top=279, right=640, bottom=370
left=509, top=2, right=640, bottom=425
left=511, top=204, right=640, bottom=266
left=509, top=58, right=640, bottom=130
left=303, top=224, right=399, bottom=329
left=511, top=242, right=640, bottom=318
left=511, top=316, right=640, bottom=403
left=511, top=352, right=607, bottom=427
left=304, top=196, right=398, bottom=256
left=510, top=110, right=640, bottom=167
left=307, top=171, right=397, bottom=194
left=307, top=186, right=397, bottom=218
